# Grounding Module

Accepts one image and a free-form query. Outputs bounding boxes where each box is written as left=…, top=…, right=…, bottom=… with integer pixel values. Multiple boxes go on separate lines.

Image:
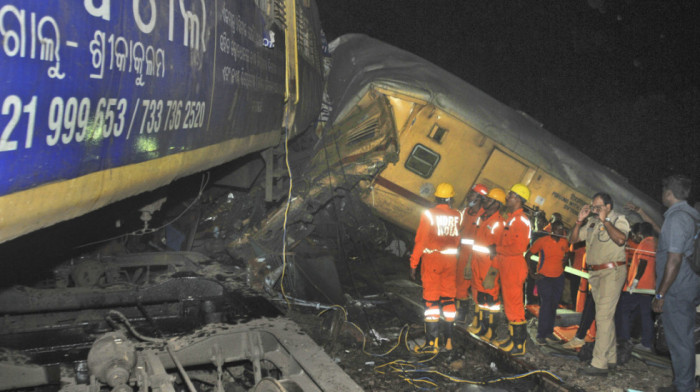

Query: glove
left=483, top=267, right=498, bottom=289
left=410, top=268, right=417, bottom=281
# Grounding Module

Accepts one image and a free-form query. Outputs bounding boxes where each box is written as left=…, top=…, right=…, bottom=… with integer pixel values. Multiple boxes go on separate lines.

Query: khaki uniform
left=582, top=210, right=630, bottom=369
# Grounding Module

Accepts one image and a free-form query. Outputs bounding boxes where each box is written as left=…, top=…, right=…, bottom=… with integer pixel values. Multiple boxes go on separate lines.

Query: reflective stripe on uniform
left=472, top=245, right=491, bottom=254
left=461, top=238, right=474, bottom=246
left=425, top=210, right=434, bottom=226
left=507, top=215, right=532, bottom=239
left=520, top=216, right=532, bottom=239
left=478, top=303, right=501, bottom=311
left=443, top=311, right=457, bottom=319
left=424, top=308, right=440, bottom=321
left=423, top=248, right=458, bottom=255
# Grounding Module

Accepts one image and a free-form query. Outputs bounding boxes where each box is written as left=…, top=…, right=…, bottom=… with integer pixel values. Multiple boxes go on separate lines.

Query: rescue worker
left=567, top=239, right=587, bottom=310
left=491, top=183, right=532, bottom=356
left=457, top=183, right=489, bottom=325
left=467, top=188, right=506, bottom=342
left=625, top=223, right=641, bottom=267
left=616, top=222, right=656, bottom=353
left=543, top=212, right=564, bottom=233
left=526, top=220, right=569, bottom=345
left=410, top=183, right=462, bottom=353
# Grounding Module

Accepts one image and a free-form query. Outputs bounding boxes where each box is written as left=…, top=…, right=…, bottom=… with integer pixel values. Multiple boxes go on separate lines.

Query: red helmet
left=472, top=183, right=489, bottom=196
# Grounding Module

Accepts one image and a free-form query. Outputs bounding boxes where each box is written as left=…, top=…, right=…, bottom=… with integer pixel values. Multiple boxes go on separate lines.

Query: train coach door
left=470, top=149, right=533, bottom=199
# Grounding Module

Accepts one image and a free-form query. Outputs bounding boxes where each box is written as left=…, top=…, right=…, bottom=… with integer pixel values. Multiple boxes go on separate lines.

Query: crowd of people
left=408, top=175, right=699, bottom=392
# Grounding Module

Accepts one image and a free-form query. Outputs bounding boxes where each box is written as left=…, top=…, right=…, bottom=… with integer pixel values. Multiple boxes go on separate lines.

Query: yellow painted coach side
left=358, top=89, right=591, bottom=231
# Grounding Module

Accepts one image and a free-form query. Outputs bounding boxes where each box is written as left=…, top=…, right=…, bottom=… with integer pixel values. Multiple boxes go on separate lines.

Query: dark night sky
left=317, top=0, right=699, bottom=204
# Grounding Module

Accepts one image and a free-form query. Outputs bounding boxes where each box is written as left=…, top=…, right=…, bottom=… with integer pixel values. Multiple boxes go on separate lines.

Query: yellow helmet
left=486, top=188, right=506, bottom=205
left=434, top=183, right=456, bottom=198
left=510, top=183, right=530, bottom=202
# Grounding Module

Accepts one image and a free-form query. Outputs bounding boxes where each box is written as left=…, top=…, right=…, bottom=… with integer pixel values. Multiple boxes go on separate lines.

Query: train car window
left=428, top=124, right=448, bottom=143
left=405, top=144, right=441, bottom=178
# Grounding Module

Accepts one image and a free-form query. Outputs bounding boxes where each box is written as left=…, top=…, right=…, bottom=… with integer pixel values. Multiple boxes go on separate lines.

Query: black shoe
left=576, top=365, right=608, bottom=377
left=535, top=337, right=547, bottom=346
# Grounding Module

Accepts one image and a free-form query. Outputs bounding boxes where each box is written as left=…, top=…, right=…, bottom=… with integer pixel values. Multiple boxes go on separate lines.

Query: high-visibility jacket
left=576, top=253, right=589, bottom=312
left=410, top=204, right=462, bottom=302
left=456, top=207, right=483, bottom=299
left=623, top=236, right=656, bottom=292
left=495, top=208, right=531, bottom=323
left=570, top=241, right=588, bottom=312
left=410, top=204, right=462, bottom=269
left=471, top=211, right=504, bottom=299
left=571, top=241, right=586, bottom=271
left=625, top=239, right=639, bottom=267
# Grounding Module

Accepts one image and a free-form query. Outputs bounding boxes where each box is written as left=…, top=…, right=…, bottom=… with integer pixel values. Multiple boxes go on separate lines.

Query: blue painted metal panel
left=0, top=0, right=288, bottom=196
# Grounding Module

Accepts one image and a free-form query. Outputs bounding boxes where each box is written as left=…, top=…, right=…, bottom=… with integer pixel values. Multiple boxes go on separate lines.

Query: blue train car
left=0, top=0, right=325, bottom=243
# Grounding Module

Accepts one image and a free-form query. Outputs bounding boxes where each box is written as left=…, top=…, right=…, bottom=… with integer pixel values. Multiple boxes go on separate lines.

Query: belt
left=587, top=261, right=626, bottom=271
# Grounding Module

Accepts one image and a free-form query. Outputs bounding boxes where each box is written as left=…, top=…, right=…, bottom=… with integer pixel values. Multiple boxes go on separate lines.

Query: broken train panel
left=321, top=34, right=662, bottom=230
left=0, top=0, right=324, bottom=243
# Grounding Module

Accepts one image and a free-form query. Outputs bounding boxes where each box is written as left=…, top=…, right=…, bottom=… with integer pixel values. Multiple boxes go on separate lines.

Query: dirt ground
left=192, top=185, right=680, bottom=391
left=279, top=256, right=676, bottom=392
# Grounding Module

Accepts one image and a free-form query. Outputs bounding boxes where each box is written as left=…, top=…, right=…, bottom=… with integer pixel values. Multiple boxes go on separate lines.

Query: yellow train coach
left=319, top=34, right=661, bottom=231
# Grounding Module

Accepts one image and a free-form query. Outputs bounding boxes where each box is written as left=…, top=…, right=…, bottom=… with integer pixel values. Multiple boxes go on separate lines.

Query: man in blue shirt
left=653, top=174, right=700, bottom=392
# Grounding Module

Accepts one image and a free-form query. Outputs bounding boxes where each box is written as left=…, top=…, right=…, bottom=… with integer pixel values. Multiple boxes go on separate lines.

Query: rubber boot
left=494, top=323, right=514, bottom=350
left=467, top=301, right=479, bottom=326
left=508, top=321, right=528, bottom=356
left=414, top=322, right=439, bottom=354
left=444, top=321, right=454, bottom=351
left=477, top=310, right=495, bottom=342
left=467, top=308, right=482, bottom=334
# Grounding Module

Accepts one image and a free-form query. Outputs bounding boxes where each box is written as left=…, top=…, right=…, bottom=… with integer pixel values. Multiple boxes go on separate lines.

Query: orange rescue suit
left=495, top=208, right=531, bottom=323
left=410, top=204, right=462, bottom=303
left=471, top=211, right=504, bottom=302
left=623, top=236, right=656, bottom=292
left=456, top=207, right=482, bottom=300
left=625, top=239, right=639, bottom=267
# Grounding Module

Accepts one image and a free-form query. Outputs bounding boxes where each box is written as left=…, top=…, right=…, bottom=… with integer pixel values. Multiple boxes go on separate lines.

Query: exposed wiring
left=318, top=126, right=382, bottom=342
left=106, top=310, right=165, bottom=344
left=280, top=125, right=293, bottom=310
left=318, top=305, right=565, bottom=389
left=318, top=305, right=410, bottom=358
left=76, top=172, right=210, bottom=249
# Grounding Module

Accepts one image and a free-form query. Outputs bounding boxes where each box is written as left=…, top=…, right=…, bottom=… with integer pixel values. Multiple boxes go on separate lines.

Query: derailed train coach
left=0, top=2, right=369, bottom=391
left=318, top=34, right=663, bottom=230
left=0, top=0, right=324, bottom=243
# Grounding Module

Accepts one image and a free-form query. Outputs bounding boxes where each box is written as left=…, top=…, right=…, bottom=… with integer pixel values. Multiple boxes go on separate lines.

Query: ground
left=188, top=185, right=680, bottom=391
